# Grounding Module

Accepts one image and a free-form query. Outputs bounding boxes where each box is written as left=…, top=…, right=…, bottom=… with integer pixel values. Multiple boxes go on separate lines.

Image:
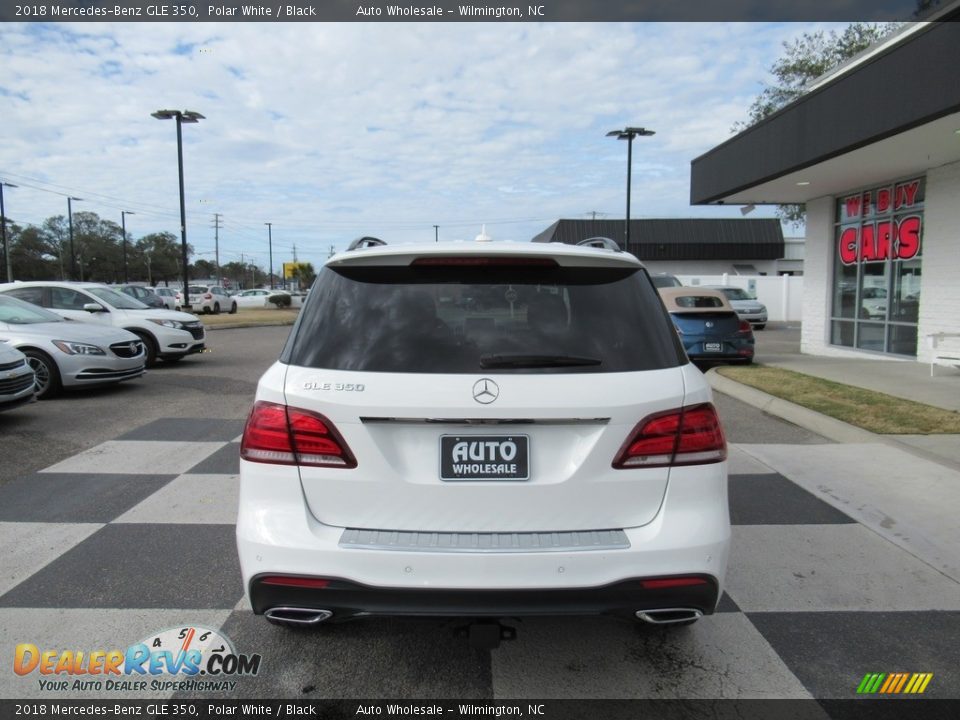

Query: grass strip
left=717, top=365, right=960, bottom=434
left=199, top=308, right=300, bottom=327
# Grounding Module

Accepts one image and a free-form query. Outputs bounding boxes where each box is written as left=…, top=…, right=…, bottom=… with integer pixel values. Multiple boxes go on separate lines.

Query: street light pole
left=0, top=182, right=16, bottom=283
left=67, top=196, right=82, bottom=281
left=606, top=127, right=655, bottom=253
left=152, top=109, right=204, bottom=308
left=265, top=222, right=273, bottom=290
left=121, top=210, right=135, bottom=284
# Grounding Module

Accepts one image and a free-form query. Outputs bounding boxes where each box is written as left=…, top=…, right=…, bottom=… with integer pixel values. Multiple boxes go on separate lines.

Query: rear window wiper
left=479, top=354, right=602, bottom=369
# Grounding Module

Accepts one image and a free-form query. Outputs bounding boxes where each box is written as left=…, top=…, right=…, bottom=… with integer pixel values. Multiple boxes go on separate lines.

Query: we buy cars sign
left=838, top=178, right=922, bottom=265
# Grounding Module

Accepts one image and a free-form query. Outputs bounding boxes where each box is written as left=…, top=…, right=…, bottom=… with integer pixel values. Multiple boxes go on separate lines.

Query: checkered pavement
left=1, top=418, right=958, bottom=700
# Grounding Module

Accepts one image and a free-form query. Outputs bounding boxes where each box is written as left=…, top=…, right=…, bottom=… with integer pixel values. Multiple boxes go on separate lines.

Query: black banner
left=0, top=0, right=950, bottom=23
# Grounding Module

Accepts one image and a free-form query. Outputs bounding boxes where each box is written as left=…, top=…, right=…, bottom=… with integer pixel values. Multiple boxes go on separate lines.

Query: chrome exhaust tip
left=264, top=607, right=333, bottom=626
left=635, top=608, right=703, bottom=625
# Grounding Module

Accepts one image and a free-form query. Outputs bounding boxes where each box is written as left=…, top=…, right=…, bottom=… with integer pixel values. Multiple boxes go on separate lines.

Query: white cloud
left=0, top=21, right=841, bottom=266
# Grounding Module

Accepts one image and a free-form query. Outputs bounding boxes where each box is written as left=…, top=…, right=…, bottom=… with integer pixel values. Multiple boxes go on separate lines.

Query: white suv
left=0, top=281, right=205, bottom=366
left=238, top=238, right=729, bottom=643
left=188, top=285, right=236, bottom=315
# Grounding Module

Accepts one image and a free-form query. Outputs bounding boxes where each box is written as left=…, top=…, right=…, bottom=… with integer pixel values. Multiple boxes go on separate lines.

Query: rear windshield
left=675, top=295, right=725, bottom=309
left=283, top=263, right=685, bottom=373
left=719, top=287, right=752, bottom=301
left=87, top=287, right=147, bottom=309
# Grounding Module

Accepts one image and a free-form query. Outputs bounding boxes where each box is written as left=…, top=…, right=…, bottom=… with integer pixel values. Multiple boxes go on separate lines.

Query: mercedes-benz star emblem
left=472, top=378, right=499, bottom=404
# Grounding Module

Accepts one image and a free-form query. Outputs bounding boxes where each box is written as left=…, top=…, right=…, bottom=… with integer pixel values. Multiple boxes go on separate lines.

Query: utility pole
left=0, top=182, right=16, bottom=283
left=265, top=222, right=273, bottom=290
left=212, top=213, right=222, bottom=282
left=328, top=245, right=335, bottom=259
left=121, top=210, right=135, bottom=284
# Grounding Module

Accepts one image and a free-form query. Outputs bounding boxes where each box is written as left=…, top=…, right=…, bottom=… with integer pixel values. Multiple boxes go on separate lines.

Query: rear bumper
left=249, top=574, right=720, bottom=620
left=237, top=460, right=731, bottom=620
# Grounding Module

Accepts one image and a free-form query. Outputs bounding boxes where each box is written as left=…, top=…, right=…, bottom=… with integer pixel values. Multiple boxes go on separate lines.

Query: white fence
left=675, top=274, right=804, bottom=323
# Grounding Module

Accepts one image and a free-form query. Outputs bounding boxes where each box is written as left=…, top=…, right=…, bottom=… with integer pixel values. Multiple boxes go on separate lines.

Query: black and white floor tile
left=1, top=418, right=957, bottom=701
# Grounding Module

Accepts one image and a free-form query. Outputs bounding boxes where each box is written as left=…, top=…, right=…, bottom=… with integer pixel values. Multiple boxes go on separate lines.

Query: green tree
left=41, top=216, right=70, bottom=280
left=134, top=232, right=190, bottom=285
left=735, top=22, right=901, bottom=226
left=8, top=223, right=59, bottom=280
left=220, top=260, right=263, bottom=289
left=69, top=212, right=124, bottom=282
left=191, top=258, right=217, bottom=280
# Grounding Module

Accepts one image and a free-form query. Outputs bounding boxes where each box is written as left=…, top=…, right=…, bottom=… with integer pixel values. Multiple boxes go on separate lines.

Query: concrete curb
left=707, top=368, right=960, bottom=472
left=707, top=368, right=878, bottom=443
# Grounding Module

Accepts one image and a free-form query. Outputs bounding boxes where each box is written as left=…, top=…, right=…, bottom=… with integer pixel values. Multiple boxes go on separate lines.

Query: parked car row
left=116, top=283, right=292, bottom=314
left=0, top=281, right=208, bottom=406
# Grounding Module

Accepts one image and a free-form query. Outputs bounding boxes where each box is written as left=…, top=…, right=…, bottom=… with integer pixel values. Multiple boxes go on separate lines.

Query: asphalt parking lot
left=2, top=323, right=958, bottom=702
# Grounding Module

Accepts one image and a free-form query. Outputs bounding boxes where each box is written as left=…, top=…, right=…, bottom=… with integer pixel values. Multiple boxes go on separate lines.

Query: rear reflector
left=613, top=403, right=726, bottom=469
left=411, top=257, right=558, bottom=267
left=260, top=576, right=331, bottom=589
left=241, top=401, right=357, bottom=468
left=640, top=577, right=709, bottom=589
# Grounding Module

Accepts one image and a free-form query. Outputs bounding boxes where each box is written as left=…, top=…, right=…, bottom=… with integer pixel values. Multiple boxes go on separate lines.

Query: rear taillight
left=737, top=320, right=752, bottom=335
left=411, top=257, right=558, bottom=267
left=613, top=403, right=726, bottom=469
left=204, top=293, right=213, bottom=300
left=240, top=400, right=357, bottom=468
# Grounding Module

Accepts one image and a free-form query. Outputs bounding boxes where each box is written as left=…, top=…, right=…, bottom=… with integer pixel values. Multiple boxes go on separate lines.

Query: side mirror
left=82, top=303, right=106, bottom=313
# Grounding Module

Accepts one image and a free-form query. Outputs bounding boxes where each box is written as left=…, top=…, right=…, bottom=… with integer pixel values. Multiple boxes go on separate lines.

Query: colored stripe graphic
left=857, top=672, right=932, bottom=694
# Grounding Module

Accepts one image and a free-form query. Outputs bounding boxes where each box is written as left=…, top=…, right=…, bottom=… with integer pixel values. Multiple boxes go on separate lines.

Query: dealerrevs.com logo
left=13, top=625, right=262, bottom=693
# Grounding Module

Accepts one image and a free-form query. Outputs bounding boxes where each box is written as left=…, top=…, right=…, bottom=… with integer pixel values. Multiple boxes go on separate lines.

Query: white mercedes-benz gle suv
left=238, top=237, right=730, bottom=644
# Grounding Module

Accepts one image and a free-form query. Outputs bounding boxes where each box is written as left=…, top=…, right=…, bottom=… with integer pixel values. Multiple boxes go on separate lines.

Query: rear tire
left=23, top=349, right=62, bottom=399
left=213, top=302, right=221, bottom=314
left=755, top=324, right=766, bottom=330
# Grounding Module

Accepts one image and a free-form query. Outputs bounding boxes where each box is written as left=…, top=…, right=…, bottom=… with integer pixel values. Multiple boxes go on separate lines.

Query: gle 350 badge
left=13, top=625, right=262, bottom=693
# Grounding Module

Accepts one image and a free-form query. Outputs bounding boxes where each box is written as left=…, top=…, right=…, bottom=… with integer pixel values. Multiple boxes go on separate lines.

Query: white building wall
left=799, top=196, right=857, bottom=356
left=917, top=159, right=960, bottom=363
left=675, top=274, right=803, bottom=322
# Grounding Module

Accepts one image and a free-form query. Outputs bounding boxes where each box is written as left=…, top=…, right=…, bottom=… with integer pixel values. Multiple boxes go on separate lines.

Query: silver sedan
left=0, top=295, right=146, bottom=399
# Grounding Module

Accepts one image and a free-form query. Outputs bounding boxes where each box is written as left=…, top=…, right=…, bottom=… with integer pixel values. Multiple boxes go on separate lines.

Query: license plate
left=440, top=435, right=529, bottom=481
left=704, top=342, right=722, bottom=352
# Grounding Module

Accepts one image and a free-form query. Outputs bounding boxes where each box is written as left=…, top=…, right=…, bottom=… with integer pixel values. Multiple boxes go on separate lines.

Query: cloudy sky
left=0, top=21, right=838, bottom=270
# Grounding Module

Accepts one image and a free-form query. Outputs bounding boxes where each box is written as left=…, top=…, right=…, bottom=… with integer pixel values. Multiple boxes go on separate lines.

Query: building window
left=830, top=177, right=924, bottom=356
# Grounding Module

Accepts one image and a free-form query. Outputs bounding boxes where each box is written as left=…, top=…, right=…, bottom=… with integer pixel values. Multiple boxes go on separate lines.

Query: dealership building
left=691, top=15, right=960, bottom=361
